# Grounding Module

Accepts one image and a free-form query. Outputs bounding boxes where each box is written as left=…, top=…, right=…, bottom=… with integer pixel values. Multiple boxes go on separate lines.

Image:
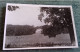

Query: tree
left=38, top=7, right=75, bottom=44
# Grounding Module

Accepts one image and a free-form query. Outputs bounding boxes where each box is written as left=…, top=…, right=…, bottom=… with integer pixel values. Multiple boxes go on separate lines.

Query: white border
left=3, top=3, right=78, bottom=50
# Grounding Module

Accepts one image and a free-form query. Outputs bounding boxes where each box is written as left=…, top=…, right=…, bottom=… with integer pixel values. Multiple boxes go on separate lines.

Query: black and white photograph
left=3, top=3, right=78, bottom=50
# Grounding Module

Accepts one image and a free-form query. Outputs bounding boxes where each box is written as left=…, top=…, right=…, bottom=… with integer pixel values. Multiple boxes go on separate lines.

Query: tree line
left=6, top=24, right=36, bottom=36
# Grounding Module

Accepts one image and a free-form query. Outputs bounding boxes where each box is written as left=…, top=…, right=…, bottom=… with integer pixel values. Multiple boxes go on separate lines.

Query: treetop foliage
left=8, top=5, right=19, bottom=11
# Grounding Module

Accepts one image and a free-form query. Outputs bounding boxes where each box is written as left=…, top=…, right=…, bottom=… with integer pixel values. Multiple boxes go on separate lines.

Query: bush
left=41, top=25, right=69, bottom=37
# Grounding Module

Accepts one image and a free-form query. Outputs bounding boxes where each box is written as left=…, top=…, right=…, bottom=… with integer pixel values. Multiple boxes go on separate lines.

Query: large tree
left=38, top=7, right=75, bottom=44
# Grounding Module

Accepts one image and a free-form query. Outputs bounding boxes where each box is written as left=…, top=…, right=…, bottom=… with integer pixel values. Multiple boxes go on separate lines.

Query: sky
left=6, top=5, right=45, bottom=27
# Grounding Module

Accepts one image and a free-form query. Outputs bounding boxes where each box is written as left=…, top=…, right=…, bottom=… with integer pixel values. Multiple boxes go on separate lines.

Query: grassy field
left=5, top=33, right=71, bottom=48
